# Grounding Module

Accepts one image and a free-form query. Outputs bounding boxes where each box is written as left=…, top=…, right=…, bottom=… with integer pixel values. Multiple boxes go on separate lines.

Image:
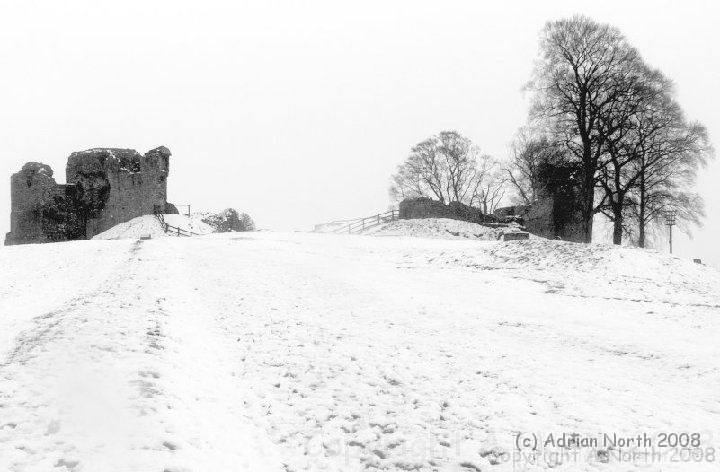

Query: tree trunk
left=638, top=211, right=645, bottom=247
left=612, top=211, right=623, bottom=245
left=638, top=170, right=646, bottom=248
left=580, top=165, right=595, bottom=243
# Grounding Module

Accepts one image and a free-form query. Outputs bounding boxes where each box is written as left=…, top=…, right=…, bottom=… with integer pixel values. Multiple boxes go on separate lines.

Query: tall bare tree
left=591, top=62, right=712, bottom=246
left=594, top=65, right=667, bottom=244
left=626, top=100, right=711, bottom=247
left=528, top=15, right=644, bottom=242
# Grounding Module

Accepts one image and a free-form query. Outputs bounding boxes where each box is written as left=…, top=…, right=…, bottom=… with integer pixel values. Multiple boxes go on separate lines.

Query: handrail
left=334, top=209, right=399, bottom=234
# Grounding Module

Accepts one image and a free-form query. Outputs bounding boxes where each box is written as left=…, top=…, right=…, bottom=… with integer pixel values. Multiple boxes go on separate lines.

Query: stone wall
left=397, top=178, right=584, bottom=242
left=66, top=146, right=170, bottom=238
left=5, top=163, right=84, bottom=245
left=492, top=162, right=585, bottom=242
left=5, top=146, right=172, bottom=245
left=399, top=198, right=495, bottom=224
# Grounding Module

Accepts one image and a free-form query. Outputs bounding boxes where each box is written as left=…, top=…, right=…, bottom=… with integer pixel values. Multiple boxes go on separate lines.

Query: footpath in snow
left=0, top=228, right=719, bottom=472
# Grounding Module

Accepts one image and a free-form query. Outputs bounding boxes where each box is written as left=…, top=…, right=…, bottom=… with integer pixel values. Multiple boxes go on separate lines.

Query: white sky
left=1, top=0, right=718, bottom=266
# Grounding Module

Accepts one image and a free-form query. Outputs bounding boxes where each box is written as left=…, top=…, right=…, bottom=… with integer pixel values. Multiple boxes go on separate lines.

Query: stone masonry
left=5, top=146, right=173, bottom=245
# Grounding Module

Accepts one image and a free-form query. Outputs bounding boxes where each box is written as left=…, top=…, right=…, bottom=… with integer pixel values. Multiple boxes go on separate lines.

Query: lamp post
left=665, top=210, right=677, bottom=254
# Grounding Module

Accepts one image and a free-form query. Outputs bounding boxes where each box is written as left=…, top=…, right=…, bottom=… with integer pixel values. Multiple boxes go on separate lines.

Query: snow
left=92, top=215, right=168, bottom=240
left=92, top=214, right=215, bottom=240
left=1, top=231, right=719, bottom=471
left=163, top=213, right=215, bottom=235
left=361, top=217, right=528, bottom=240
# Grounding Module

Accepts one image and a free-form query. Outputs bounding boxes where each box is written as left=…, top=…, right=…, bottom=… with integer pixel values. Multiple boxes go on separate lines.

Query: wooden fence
left=153, top=211, right=199, bottom=237
left=334, top=209, right=398, bottom=234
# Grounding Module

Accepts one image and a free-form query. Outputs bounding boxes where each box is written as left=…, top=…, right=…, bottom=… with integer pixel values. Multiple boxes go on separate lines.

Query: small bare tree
left=390, top=131, right=504, bottom=212
left=471, top=157, right=507, bottom=214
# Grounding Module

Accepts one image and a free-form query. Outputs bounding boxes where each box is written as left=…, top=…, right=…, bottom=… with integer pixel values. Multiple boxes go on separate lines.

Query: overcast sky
left=1, top=0, right=718, bottom=266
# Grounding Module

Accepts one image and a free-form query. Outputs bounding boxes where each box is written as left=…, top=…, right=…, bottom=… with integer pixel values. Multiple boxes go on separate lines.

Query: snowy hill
left=1, top=231, right=719, bottom=472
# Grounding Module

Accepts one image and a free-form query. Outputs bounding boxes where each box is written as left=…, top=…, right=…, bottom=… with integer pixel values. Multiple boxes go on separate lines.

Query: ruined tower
left=5, top=146, right=173, bottom=245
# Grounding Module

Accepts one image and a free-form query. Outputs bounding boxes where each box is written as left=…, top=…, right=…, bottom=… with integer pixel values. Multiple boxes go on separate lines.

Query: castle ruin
left=5, top=146, right=177, bottom=245
left=398, top=162, right=585, bottom=242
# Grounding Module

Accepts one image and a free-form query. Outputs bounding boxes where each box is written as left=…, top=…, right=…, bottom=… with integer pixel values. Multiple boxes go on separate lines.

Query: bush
left=201, top=208, right=255, bottom=232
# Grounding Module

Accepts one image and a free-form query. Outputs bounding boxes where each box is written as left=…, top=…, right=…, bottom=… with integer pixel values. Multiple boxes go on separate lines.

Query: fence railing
left=164, top=223, right=198, bottom=237
left=335, top=209, right=398, bottom=234
left=153, top=209, right=199, bottom=237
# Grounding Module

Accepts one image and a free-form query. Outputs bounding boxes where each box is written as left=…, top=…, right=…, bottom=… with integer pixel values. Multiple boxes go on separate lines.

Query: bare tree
left=389, top=137, right=445, bottom=203
left=592, top=64, right=712, bottom=246
left=528, top=15, right=644, bottom=242
left=437, top=131, right=482, bottom=204
left=471, top=157, right=508, bottom=214
left=390, top=131, right=504, bottom=211
left=627, top=106, right=711, bottom=247
left=594, top=65, right=667, bottom=244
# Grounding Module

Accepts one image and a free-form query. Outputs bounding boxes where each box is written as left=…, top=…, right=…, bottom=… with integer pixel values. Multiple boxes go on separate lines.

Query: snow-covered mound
left=92, top=214, right=216, bottom=240
left=163, top=213, right=215, bottom=235
left=363, top=217, right=526, bottom=240
left=92, top=215, right=167, bottom=240
left=417, top=238, right=720, bottom=307
left=487, top=239, right=710, bottom=278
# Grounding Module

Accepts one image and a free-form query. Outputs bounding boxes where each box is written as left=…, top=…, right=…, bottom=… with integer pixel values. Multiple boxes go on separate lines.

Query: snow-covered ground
left=361, top=217, right=527, bottom=240
left=1, top=230, right=719, bottom=472
left=92, top=214, right=215, bottom=240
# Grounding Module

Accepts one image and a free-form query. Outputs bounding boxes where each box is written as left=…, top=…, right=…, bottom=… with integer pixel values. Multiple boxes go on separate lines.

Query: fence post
left=177, top=227, right=180, bottom=236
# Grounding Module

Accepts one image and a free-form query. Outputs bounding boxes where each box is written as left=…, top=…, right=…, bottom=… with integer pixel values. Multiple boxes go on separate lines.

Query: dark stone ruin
left=496, top=162, right=585, bottom=242
left=399, top=162, right=585, bottom=242
left=398, top=198, right=497, bottom=225
left=5, top=146, right=175, bottom=245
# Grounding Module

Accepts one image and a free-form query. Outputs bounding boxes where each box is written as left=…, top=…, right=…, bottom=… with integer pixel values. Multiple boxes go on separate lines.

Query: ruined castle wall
left=398, top=198, right=494, bottom=224
left=5, top=163, right=85, bottom=245
left=7, top=163, right=57, bottom=244
left=497, top=194, right=585, bottom=242
left=493, top=162, right=586, bottom=243
left=66, top=147, right=170, bottom=239
left=523, top=197, right=555, bottom=240
left=5, top=146, right=171, bottom=245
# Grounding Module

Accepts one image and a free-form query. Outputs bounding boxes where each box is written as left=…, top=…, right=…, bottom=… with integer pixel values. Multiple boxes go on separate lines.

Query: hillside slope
left=0, top=232, right=719, bottom=472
